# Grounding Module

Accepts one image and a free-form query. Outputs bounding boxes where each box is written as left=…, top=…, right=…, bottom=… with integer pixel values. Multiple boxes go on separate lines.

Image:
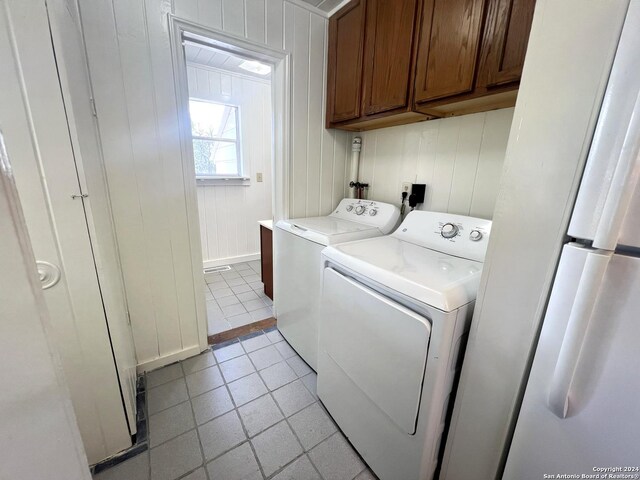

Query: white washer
left=318, top=210, right=492, bottom=480
left=274, top=199, right=400, bottom=371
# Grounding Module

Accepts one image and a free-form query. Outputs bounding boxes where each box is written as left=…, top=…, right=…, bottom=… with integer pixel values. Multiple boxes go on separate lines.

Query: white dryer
left=318, top=210, right=492, bottom=480
left=274, top=199, right=400, bottom=371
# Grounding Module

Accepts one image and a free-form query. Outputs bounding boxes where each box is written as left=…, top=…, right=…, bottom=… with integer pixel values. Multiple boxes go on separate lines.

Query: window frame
left=189, top=98, right=249, bottom=185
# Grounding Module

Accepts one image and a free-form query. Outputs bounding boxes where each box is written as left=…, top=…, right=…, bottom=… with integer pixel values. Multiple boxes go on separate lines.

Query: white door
left=46, top=0, right=139, bottom=437
left=320, top=267, right=431, bottom=434
left=504, top=244, right=640, bottom=479
left=0, top=137, right=92, bottom=480
left=0, top=0, right=132, bottom=463
left=568, top=0, right=640, bottom=249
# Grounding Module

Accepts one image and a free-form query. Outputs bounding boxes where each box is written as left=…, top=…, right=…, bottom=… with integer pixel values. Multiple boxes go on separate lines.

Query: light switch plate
left=256, top=172, right=263, bottom=182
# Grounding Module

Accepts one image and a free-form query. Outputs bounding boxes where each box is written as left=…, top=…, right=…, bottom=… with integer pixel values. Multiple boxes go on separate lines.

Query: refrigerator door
left=504, top=243, right=640, bottom=479
left=569, top=0, right=640, bottom=249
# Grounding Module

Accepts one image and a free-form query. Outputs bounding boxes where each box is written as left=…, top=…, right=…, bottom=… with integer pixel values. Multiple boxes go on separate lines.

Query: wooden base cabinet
left=260, top=225, right=273, bottom=300
left=326, top=0, right=536, bottom=131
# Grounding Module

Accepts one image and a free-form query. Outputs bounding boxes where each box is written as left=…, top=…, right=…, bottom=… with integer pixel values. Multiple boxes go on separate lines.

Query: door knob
left=36, top=261, right=61, bottom=289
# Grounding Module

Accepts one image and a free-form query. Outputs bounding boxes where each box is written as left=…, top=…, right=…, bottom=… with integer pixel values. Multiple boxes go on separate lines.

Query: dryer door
left=320, top=267, right=431, bottom=434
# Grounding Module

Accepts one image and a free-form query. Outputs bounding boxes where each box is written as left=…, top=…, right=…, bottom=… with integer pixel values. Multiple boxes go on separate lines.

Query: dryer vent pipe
left=348, top=137, right=362, bottom=199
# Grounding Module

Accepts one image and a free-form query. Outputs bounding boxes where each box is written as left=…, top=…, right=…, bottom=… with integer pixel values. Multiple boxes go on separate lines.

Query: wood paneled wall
left=188, top=65, right=273, bottom=265
left=358, top=108, right=514, bottom=219
left=79, top=0, right=349, bottom=368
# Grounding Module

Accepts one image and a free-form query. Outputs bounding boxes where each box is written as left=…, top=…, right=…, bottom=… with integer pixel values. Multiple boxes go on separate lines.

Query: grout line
left=191, top=358, right=251, bottom=472
left=261, top=392, right=326, bottom=480
left=217, top=352, right=267, bottom=478
left=146, top=388, right=208, bottom=479
left=185, top=390, right=210, bottom=480
left=243, top=348, right=315, bottom=476
left=146, top=401, right=195, bottom=450
left=146, top=331, right=369, bottom=480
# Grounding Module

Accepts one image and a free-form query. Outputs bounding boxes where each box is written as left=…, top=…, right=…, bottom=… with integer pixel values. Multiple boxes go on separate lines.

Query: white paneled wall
left=188, top=65, right=272, bottom=264
left=358, top=108, right=514, bottom=219
left=79, top=0, right=349, bottom=367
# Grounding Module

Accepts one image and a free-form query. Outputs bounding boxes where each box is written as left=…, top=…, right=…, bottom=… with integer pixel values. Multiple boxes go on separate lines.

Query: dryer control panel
left=331, top=199, right=400, bottom=235
left=392, top=211, right=492, bottom=262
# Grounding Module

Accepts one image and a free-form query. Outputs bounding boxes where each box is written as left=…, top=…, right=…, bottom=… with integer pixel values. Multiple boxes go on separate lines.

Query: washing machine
left=274, top=198, right=400, bottom=371
left=318, top=210, right=492, bottom=480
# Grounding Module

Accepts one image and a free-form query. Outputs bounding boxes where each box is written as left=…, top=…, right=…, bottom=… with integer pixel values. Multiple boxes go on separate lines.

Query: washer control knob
left=369, top=209, right=377, bottom=216
left=469, top=229, right=483, bottom=242
left=355, top=205, right=366, bottom=215
left=441, top=223, right=459, bottom=239
left=346, top=205, right=354, bottom=212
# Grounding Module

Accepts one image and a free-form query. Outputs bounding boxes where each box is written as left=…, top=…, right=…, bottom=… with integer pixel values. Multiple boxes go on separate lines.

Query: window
left=189, top=99, right=241, bottom=178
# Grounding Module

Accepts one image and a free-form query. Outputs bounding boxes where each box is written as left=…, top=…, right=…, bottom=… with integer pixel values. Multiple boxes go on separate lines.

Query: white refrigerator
left=503, top=1, right=640, bottom=477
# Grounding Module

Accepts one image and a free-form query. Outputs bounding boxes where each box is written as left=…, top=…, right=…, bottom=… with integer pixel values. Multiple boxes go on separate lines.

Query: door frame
left=168, top=17, right=291, bottom=348
left=46, top=0, right=138, bottom=437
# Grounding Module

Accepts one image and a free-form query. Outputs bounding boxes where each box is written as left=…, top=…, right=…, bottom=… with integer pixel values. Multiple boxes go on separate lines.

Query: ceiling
left=298, top=0, right=347, bottom=13
left=184, top=42, right=272, bottom=80
left=184, top=0, right=350, bottom=77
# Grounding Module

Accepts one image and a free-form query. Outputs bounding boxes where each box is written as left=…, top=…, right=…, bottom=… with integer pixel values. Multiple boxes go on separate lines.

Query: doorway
left=169, top=19, right=290, bottom=341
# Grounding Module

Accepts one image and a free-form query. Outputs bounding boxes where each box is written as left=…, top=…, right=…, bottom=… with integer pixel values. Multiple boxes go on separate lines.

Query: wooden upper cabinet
left=476, top=0, right=536, bottom=88
left=414, top=0, right=486, bottom=103
left=361, top=0, right=418, bottom=116
left=325, top=0, right=536, bottom=131
left=326, top=0, right=366, bottom=125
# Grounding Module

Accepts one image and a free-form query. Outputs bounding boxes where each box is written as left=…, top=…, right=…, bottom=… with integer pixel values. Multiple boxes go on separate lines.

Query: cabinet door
left=414, top=0, right=486, bottom=103
left=326, top=0, right=366, bottom=124
left=361, top=0, right=418, bottom=116
left=477, top=0, right=536, bottom=88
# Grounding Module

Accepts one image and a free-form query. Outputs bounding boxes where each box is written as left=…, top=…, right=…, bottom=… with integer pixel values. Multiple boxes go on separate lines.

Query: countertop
left=258, top=220, right=273, bottom=230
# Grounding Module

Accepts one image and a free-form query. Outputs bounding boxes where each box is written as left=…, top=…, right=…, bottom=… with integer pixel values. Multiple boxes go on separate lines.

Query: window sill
left=196, top=176, right=251, bottom=186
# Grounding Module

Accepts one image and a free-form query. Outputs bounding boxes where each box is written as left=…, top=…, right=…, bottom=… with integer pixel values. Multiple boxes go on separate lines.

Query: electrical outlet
left=402, top=182, right=412, bottom=192
left=256, top=172, right=263, bottom=182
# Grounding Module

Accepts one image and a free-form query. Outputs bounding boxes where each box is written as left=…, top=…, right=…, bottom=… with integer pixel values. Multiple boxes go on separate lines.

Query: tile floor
left=94, top=328, right=377, bottom=480
left=204, top=261, right=274, bottom=335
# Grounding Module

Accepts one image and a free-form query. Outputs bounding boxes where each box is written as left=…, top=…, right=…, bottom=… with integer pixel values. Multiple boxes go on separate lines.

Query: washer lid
left=276, top=217, right=381, bottom=246
left=322, top=235, right=484, bottom=311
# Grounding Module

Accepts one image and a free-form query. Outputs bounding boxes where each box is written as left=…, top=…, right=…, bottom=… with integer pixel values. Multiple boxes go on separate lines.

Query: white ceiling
left=184, top=0, right=350, bottom=78
left=298, top=0, right=347, bottom=13
left=184, top=42, right=272, bottom=80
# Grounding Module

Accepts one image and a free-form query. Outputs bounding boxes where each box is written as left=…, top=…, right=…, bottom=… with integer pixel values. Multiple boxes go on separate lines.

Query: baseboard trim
left=203, top=253, right=260, bottom=269
left=136, top=345, right=203, bottom=373
left=208, top=317, right=277, bottom=345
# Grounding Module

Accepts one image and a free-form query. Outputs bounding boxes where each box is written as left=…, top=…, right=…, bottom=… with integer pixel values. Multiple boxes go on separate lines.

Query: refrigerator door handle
left=593, top=91, right=640, bottom=250
left=547, top=250, right=612, bottom=418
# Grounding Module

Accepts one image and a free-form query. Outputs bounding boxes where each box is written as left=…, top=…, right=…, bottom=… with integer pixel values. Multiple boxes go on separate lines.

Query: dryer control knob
left=346, top=205, right=354, bottom=212
left=369, top=209, right=377, bottom=216
left=441, top=223, right=459, bottom=239
left=470, top=230, right=483, bottom=242
left=355, top=205, right=366, bottom=215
